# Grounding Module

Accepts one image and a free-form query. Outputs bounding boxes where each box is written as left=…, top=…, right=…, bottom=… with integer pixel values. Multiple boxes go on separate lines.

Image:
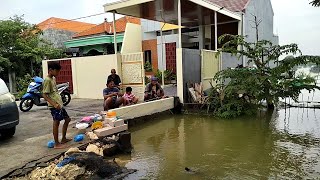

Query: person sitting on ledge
left=123, top=87, right=139, bottom=106
left=103, top=79, right=124, bottom=111
left=144, top=77, right=165, bottom=101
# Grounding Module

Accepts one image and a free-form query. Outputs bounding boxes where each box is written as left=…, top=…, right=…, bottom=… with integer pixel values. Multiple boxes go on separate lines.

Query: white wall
left=143, top=32, right=157, bottom=40
left=243, top=0, right=278, bottom=67
left=42, top=54, right=121, bottom=100
left=141, top=19, right=161, bottom=33
left=73, top=55, right=119, bottom=99
left=244, top=0, right=277, bottom=45
left=121, top=23, right=142, bottom=54
left=176, top=48, right=184, bottom=103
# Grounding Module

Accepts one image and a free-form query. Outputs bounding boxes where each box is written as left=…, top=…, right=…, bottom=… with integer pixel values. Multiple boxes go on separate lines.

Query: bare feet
left=61, top=138, right=72, bottom=144
left=54, top=143, right=66, bottom=149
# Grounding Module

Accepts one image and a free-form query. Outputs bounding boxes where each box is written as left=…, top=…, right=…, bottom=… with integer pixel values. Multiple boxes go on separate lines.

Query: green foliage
left=16, top=73, right=32, bottom=99
left=145, top=76, right=150, bottom=85
left=144, top=61, right=153, bottom=72
left=310, top=0, right=320, bottom=6
left=208, top=34, right=320, bottom=118
left=0, top=15, right=63, bottom=77
left=154, top=69, right=175, bottom=83
left=208, top=86, right=258, bottom=118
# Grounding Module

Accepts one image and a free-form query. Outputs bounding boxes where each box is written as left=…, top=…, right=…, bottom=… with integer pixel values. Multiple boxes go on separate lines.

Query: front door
left=49, top=59, right=73, bottom=93
left=165, top=42, right=176, bottom=74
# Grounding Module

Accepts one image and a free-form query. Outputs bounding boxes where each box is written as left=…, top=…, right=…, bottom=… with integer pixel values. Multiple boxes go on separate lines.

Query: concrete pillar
left=198, top=6, right=204, bottom=50
left=178, top=0, right=182, bottom=48
left=214, top=11, right=218, bottom=51
left=113, top=12, right=117, bottom=54
left=8, top=70, right=16, bottom=93
left=199, top=26, right=205, bottom=50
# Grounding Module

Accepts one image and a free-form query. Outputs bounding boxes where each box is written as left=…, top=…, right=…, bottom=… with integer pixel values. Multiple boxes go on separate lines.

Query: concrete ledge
left=108, top=97, right=175, bottom=120
left=94, top=124, right=128, bottom=137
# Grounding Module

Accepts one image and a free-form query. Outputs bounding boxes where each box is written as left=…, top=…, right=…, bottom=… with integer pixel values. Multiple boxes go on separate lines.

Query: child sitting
left=123, top=87, right=139, bottom=106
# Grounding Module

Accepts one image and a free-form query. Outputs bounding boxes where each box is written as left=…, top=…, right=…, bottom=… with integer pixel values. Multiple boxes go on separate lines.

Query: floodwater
left=119, top=66, right=320, bottom=179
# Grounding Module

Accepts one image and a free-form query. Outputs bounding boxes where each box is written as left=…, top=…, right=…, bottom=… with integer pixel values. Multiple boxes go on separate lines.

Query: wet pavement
left=0, top=99, right=103, bottom=177
left=0, top=86, right=177, bottom=177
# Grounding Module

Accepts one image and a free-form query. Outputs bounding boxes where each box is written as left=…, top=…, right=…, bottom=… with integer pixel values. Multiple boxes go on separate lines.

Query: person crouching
left=123, top=87, right=139, bottom=106
left=103, top=79, right=124, bottom=111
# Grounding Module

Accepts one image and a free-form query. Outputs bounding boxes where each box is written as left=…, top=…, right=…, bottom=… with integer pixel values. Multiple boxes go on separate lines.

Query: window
left=144, top=50, right=152, bottom=64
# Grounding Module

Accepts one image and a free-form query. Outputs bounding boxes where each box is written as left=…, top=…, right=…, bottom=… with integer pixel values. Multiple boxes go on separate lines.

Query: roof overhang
left=64, top=34, right=124, bottom=48
left=188, top=0, right=241, bottom=20
left=104, top=0, right=241, bottom=25
left=104, top=0, right=154, bottom=12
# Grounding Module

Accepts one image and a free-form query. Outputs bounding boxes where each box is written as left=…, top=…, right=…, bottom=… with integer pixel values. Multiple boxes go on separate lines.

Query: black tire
left=1, top=127, right=16, bottom=138
left=19, top=98, right=34, bottom=112
left=61, top=92, right=71, bottom=106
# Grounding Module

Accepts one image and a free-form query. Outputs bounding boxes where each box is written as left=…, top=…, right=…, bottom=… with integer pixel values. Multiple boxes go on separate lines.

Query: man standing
left=107, top=69, right=121, bottom=89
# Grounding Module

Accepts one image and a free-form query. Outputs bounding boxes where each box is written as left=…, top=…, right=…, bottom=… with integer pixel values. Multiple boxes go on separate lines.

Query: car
left=0, top=78, right=19, bottom=138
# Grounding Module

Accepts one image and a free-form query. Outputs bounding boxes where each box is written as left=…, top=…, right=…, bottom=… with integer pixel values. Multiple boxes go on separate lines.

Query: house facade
left=64, top=16, right=180, bottom=74
left=103, top=0, right=280, bottom=103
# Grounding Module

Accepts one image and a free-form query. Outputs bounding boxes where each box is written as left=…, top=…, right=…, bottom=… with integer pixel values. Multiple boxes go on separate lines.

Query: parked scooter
left=19, top=76, right=71, bottom=112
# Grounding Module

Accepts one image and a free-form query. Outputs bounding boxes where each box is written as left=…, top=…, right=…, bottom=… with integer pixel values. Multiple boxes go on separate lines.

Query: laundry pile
left=75, top=111, right=128, bottom=138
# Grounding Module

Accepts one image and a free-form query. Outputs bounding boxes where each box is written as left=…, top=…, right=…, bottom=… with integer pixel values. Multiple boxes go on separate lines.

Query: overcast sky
left=0, top=0, right=319, bottom=56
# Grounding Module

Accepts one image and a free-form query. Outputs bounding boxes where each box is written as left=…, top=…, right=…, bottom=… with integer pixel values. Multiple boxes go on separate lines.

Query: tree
left=0, top=16, right=63, bottom=91
left=310, top=0, right=320, bottom=6
left=207, top=34, right=320, bottom=118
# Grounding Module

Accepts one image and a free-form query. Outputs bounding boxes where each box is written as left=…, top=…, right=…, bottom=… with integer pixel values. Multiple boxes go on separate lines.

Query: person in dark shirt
left=144, top=77, right=164, bottom=101
left=107, top=69, right=121, bottom=89
left=103, top=79, right=124, bottom=111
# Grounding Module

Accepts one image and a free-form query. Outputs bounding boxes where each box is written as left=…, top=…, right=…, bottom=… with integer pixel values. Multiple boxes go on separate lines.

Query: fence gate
left=48, top=59, right=73, bottom=93
left=121, top=52, right=145, bottom=101
left=182, top=49, right=201, bottom=103
left=201, top=50, right=221, bottom=91
left=166, top=42, right=177, bottom=73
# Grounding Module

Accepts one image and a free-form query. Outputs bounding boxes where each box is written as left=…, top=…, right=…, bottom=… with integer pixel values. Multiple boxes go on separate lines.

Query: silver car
left=0, top=78, right=19, bottom=138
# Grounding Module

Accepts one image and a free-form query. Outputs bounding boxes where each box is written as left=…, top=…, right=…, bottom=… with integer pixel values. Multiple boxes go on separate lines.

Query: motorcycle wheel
left=61, top=92, right=71, bottom=106
left=19, top=98, right=34, bottom=112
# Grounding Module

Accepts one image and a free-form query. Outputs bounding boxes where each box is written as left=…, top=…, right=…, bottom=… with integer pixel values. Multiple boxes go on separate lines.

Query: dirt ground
left=0, top=99, right=104, bottom=177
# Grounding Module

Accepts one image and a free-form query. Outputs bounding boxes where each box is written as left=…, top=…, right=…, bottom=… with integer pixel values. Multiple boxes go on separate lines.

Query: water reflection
left=121, top=66, right=320, bottom=179
left=118, top=107, right=320, bottom=179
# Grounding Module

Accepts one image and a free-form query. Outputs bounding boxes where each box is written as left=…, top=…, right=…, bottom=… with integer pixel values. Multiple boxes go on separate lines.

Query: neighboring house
left=65, top=16, right=140, bottom=56
left=64, top=16, right=180, bottom=74
left=37, top=17, right=96, bottom=49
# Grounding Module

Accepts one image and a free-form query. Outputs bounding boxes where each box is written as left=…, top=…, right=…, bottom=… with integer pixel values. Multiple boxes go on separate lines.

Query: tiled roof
left=207, top=0, right=251, bottom=12
left=73, top=16, right=141, bottom=38
left=37, top=17, right=96, bottom=33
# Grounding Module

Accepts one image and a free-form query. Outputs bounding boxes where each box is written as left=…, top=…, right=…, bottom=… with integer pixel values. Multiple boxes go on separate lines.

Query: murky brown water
left=119, top=67, right=320, bottom=179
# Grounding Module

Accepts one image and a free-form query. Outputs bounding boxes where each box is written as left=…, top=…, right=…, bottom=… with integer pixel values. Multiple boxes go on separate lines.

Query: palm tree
left=310, top=0, right=320, bottom=6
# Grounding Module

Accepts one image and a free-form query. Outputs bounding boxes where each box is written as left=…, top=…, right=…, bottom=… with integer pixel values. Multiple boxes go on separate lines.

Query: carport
left=104, top=0, right=244, bottom=103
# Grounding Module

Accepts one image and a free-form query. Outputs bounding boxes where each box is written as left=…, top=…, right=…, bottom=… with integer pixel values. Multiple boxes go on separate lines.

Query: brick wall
left=142, top=39, right=158, bottom=71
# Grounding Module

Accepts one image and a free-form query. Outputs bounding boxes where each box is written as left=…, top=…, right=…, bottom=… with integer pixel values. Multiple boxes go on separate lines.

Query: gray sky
left=0, top=0, right=319, bottom=56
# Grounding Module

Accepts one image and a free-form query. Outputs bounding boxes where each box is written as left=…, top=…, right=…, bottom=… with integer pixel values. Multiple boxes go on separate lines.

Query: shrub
left=16, top=74, right=32, bottom=99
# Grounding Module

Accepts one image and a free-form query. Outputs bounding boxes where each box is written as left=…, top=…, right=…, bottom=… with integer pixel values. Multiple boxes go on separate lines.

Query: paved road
left=0, top=99, right=103, bottom=177
left=0, top=86, right=177, bottom=177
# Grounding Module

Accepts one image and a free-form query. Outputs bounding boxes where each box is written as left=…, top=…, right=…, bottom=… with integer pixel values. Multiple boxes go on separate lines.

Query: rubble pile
left=3, top=132, right=135, bottom=180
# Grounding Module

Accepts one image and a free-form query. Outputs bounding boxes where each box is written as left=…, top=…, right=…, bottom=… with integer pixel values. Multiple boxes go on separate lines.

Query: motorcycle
left=19, top=76, right=71, bottom=112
